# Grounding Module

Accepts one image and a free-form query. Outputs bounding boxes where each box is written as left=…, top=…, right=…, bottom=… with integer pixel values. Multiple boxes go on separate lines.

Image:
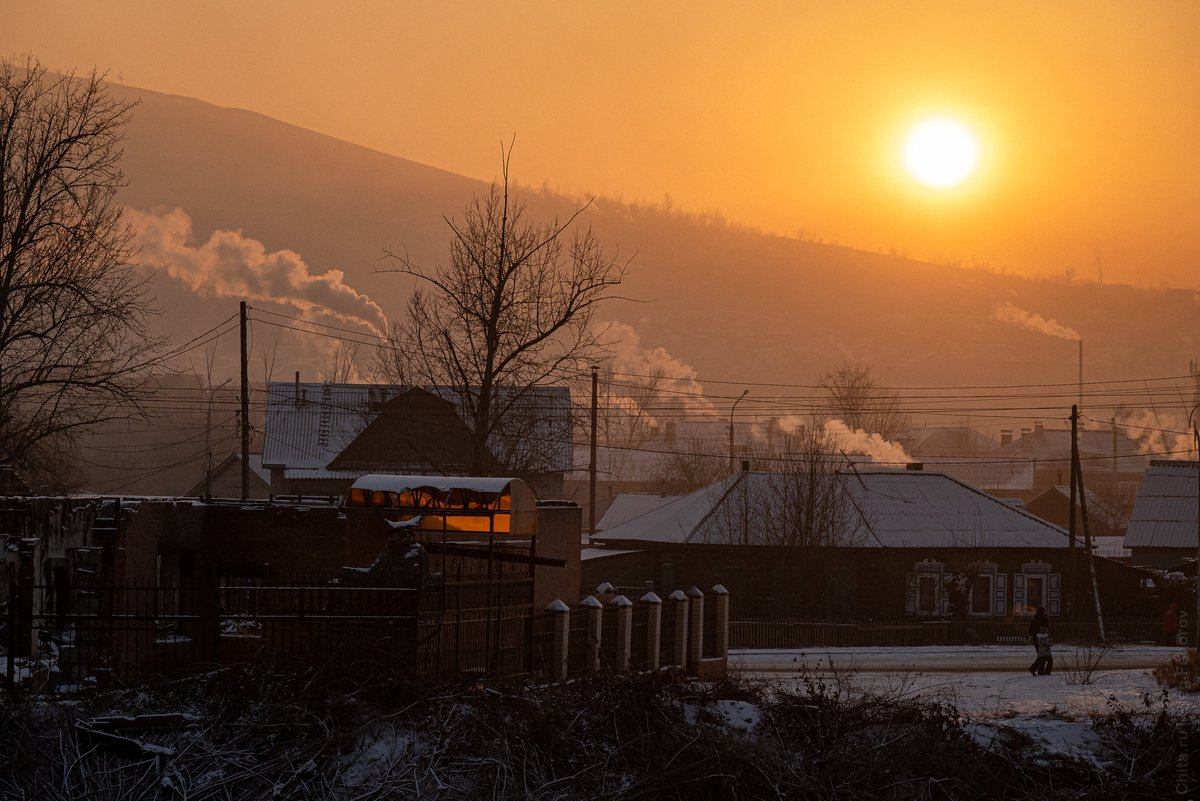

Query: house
left=993, top=421, right=1150, bottom=505
left=1123, top=460, right=1200, bottom=569
left=185, top=452, right=272, bottom=499
left=261, top=382, right=572, bottom=499
left=1023, top=485, right=1127, bottom=538
left=584, top=468, right=1154, bottom=621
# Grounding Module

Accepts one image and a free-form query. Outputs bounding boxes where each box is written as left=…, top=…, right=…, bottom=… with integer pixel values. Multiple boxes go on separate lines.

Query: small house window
left=906, top=560, right=945, bottom=617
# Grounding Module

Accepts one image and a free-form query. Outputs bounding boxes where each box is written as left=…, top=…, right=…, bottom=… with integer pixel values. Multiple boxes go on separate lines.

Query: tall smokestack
left=1078, top=340, right=1084, bottom=423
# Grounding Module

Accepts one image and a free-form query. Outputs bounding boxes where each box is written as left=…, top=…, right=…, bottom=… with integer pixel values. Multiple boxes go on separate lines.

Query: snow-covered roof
left=596, top=493, right=679, bottom=531
left=261, top=382, right=572, bottom=479
left=595, top=469, right=1071, bottom=549
left=1123, top=460, right=1199, bottom=549
left=348, top=474, right=518, bottom=495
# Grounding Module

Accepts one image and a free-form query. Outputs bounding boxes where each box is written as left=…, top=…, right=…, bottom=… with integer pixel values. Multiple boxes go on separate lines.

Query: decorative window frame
left=1013, top=560, right=1061, bottom=616
left=966, top=560, right=1007, bottom=618
left=906, top=559, right=947, bottom=617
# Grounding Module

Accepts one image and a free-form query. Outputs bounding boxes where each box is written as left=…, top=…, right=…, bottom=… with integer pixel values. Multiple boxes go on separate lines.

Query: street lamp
left=729, top=389, right=749, bottom=473
left=1189, top=403, right=1200, bottom=645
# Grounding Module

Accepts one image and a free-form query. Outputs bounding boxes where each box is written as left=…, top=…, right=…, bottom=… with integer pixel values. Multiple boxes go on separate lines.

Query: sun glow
left=902, top=117, right=981, bottom=189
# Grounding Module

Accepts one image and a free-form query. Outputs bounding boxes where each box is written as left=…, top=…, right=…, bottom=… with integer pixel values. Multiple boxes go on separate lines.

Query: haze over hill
left=111, top=83, right=1198, bottom=430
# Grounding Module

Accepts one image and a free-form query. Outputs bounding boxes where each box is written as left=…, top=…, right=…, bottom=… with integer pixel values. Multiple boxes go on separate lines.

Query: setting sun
left=902, top=117, right=981, bottom=189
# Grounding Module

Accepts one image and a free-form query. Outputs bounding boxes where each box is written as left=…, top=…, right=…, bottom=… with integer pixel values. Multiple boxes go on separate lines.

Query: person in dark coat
left=1030, top=626, right=1053, bottom=675
left=1028, top=607, right=1050, bottom=675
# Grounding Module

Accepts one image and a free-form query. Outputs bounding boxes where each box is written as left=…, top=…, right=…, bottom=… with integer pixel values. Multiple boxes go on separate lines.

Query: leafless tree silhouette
left=376, top=145, right=629, bottom=476
left=0, top=59, right=160, bottom=486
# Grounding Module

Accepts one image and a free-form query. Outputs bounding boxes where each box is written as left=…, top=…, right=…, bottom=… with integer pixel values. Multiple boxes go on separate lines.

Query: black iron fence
left=730, top=616, right=1175, bottom=649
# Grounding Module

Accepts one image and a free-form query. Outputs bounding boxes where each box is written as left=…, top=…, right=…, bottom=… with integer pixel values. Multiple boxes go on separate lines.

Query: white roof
left=349, top=474, right=518, bottom=495
left=1123, top=460, right=1199, bottom=549
left=261, top=382, right=572, bottom=479
left=595, top=470, right=1071, bottom=549
left=596, top=493, right=680, bottom=530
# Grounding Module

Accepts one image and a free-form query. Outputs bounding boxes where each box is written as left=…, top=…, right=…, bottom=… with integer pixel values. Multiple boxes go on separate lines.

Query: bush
left=1153, top=649, right=1200, bottom=693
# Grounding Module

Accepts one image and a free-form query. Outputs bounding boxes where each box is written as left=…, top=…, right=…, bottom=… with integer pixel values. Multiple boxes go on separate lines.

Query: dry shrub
left=1153, top=649, right=1200, bottom=693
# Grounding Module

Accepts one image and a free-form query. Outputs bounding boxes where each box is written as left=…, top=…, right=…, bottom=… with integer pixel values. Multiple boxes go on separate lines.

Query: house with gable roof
left=1123, top=460, right=1200, bottom=569
left=584, top=467, right=1153, bottom=620
left=261, top=381, right=572, bottom=499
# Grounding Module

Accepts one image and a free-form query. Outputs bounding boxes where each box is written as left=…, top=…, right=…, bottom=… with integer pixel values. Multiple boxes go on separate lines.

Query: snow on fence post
left=580, top=594, right=604, bottom=672
left=611, top=595, right=633, bottom=672
left=546, top=599, right=570, bottom=682
left=711, top=584, right=729, bottom=658
left=641, top=592, right=663, bottom=671
left=687, top=586, right=704, bottom=674
left=669, top=589, right=689, bottom=668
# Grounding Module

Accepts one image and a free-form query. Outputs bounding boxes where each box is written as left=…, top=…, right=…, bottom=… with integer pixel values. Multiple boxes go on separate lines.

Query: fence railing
left=3, top=580, right=732, bottom=693
left=730, top=615, right=1175, bottom=649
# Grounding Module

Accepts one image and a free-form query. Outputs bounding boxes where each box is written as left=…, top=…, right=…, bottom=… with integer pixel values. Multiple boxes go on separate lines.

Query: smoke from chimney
left=128, top=207, right=388, bottom=335
left=992, top=302, right=1079, bottom=341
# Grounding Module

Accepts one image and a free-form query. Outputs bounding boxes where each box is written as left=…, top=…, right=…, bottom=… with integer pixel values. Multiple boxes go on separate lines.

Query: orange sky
left=6, top=1, right=1200, bottom=288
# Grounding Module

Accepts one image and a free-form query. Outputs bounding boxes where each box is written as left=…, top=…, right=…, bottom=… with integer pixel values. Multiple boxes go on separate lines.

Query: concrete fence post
left=546, top=599, right=570, bottom=681
left=686, top=586, right=704, bottom=674
left=711, top=584, right=729, bottom=658
left=641, top=592, right=662, bottom=671
left=668, top=589, right=689, bottom=668
left=580, top=595, right=604, bottom=672
left=611, top=595, right=633, bottom=672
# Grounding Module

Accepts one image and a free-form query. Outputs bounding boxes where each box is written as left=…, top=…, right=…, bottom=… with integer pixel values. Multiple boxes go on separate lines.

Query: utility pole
left=240, top=301, right=250, bottom=501
left=1068, top=406, right=1078, bottom=631
left=589, top=365, right=598, bottom=538
left=1071, top=404, right=1105, bottom=640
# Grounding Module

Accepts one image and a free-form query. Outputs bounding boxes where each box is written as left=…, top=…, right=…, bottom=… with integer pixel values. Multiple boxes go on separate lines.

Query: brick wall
left=533, top=501, right=582, bottom=608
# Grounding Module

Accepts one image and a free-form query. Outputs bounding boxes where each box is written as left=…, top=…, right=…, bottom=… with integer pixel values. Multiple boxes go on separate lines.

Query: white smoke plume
left=992, top=302, right=1079, bottom=341
left=604, top=322, right=717, bottom=423
left=128, top=207, right=388, bottom=335
left=823, top=419, right=913, bottom=465
left=1119, top=409, right=1196, bottom=459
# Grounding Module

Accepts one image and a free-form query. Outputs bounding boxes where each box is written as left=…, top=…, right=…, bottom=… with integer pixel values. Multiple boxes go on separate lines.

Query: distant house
left=1123, top=460, right=1200, bottom=569
left=261, top=382, right=572, bottom=499
left=186, top=452, right=272, bottom=499
left=994, top=421, right=1149, bottom=504
left=1024, top=485, right=1127, bottom=538
left=585, top=468, right=1152, bottom=620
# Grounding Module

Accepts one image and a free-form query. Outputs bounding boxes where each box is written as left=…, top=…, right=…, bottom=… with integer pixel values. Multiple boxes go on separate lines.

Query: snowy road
left=731, top=644, right=1188, bottom=672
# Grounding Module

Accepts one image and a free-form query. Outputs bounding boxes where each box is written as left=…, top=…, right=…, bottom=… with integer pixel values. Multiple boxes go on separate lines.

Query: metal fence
left=730, top=616, right=1174, bottom=649
left=2, top=578, right=541, bottom=693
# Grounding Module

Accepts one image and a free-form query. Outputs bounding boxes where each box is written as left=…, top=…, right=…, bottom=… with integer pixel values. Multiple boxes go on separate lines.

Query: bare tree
left=819, top=361, right=911, bottom=440
left=377, top=146, right=628, bottom=476
left=321, top=341, right=362, bottom=384
left=702, top=423, right=866, bottom=548
left=0, top=59, right=159, bottom=485
left=654, top=435, right=728, bottom=494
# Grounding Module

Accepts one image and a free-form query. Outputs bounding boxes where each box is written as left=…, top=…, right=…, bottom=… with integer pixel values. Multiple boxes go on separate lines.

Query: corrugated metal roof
left=262, top=382, right=572, bottom=479
left=1124, top=461, right=1200, bottom=549
left=596, top=493, right=679, bottom=530
left=595, top=470, right=1070, bottom=548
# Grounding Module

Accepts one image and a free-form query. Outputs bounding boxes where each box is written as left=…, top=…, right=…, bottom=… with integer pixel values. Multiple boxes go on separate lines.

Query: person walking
left=1030, top=626, right=1053, bottom=675
left=1028, top=606, right=1051, bottom=675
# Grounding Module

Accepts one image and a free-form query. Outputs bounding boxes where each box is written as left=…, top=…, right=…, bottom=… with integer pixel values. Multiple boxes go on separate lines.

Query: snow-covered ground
left=733, top=645, right=1199, bottom=766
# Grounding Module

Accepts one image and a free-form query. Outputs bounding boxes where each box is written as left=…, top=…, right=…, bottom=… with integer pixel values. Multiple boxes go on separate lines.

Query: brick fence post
left=668, top=589, right=688, bottom=668
left=611, top=594, right=632, bottom=672
left=579, top=595, right=603, bottom=672
left=711, top=584, right=729, bottom=658
left=546, top=599, right=570, bottom=681
left=687, top=586, right=704, bottom=675
left=641, top=592, right=662, bottom=670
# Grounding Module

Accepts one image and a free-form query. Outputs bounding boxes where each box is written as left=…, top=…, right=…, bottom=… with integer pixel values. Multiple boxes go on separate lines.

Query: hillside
left=111, top=83, right=1198, bottom=402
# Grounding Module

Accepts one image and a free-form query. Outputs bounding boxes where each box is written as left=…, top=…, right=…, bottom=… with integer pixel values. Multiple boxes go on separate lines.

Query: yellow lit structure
left=344, top=475, right=537, bottom=537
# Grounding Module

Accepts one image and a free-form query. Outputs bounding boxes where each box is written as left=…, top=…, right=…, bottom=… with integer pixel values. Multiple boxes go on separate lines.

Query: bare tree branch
left=375, top=147, right=628, bottom=476
left=0, top=58, right=161, bottom=486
